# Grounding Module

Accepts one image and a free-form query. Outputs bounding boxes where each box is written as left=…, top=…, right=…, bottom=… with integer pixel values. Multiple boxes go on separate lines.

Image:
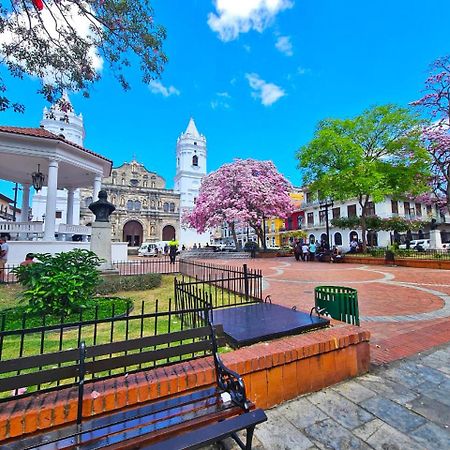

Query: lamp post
left=319, top=197, right=334, bottom=249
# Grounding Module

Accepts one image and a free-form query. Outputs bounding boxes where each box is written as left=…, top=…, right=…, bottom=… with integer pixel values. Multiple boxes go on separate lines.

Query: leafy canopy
left=411, top=55, right=450, bottom=213
left=297, top=104, right=430, bottom=206
left=0, top=0, right=167, bottom=111
left=185, top=159, right=293, bottom=247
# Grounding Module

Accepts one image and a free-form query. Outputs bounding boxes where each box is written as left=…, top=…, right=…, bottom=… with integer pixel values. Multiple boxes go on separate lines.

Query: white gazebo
left=0, top=125, right=120, bottom=264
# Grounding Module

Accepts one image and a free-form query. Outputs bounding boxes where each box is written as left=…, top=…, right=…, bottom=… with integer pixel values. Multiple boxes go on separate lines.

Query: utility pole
left=12, top=183, right=20, bottom=222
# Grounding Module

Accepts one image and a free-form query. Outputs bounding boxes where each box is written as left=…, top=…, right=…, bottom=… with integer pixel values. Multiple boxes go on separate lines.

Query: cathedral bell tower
left=174, top=118, right=209, bottom=247
left=40, top=91, right=85, bottom=146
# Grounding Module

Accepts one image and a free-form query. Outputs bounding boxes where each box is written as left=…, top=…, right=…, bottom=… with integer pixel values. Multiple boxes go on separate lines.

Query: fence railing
left=358, top=248, right=450, bottom=260
left=113, top=257, right=179, bottom=275
left=178, top=259, right=263, bottom=302
left=0, top=297, right=212, bottom=402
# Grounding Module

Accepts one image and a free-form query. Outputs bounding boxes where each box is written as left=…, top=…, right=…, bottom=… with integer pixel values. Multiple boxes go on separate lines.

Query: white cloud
left=297, top=66, right=309, bottom=75
left=275, top=36, right=293, bottom=56
left=208, top=0, right=294, bottom=41
left=149, top=80, right=180, bottom=97
left=245, top=73, right=285, bottom=106
left=0, top=3, right=103, bottom=83
left=211, top=91, right=231, bottom=109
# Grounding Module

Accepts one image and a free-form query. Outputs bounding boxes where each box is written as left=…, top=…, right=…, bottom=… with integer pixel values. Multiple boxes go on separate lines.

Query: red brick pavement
left=200, top=257, right=450, bottom=365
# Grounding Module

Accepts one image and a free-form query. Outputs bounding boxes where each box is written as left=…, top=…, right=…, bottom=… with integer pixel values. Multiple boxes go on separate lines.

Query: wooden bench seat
left=0, top=318, right=267, bottom=449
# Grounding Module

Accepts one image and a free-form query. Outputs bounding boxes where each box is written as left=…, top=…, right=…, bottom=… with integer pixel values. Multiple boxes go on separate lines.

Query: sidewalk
left=211, top=342, right=450, bottom=450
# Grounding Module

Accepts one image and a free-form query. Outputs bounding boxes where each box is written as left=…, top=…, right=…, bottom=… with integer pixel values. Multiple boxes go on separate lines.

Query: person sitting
left=330, top=246, right=343, bottom=263
left=20, top=253, right=35, bottom=266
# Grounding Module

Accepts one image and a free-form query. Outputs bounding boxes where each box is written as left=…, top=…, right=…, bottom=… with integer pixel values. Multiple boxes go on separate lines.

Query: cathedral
left=33, top=96, right=209, bottom=248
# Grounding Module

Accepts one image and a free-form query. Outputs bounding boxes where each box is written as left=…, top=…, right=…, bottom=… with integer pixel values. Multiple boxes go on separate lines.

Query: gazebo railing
left=0, top=221, right=43, bottom=237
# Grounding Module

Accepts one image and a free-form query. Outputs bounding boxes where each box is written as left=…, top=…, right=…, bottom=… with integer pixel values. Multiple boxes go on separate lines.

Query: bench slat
left=142, top=409, right=268, bottom=450
left=0, top=348, right=80, bottom=374
left=85, top=326, right=212, bottom=359
left=85, top=340, right=213, bottom=375
left=0, top=365, right=78, bottom=392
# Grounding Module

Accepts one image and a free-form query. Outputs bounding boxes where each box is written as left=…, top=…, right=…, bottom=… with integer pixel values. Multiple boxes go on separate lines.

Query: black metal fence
left=113, top=256, right=179, bottom=275
left=0, top=296, right=211, bottom=401
left=0, top=263, right=19, bottom=284
left=363, top=247, right=450, bottom=260
left=178, top=259, right=263, bottom=302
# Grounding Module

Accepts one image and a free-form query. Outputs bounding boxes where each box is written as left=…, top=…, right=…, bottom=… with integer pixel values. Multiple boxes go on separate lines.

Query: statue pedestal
left=90, top=222, right=116, bottom=271
left=429, top=229, right=442, bottom=249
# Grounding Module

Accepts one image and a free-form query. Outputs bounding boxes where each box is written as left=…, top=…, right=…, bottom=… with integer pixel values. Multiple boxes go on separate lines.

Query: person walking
left=309, top=240, right=317, bottom=262
left=0, top=236, right=9, bottom=284
left=301, top=242, right=309, bottom=261
left=168, top=238, right=179, bottom=264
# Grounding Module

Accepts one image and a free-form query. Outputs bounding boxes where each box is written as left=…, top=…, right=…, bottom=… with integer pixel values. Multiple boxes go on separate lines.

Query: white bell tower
left=174, top=118, right=209, bottom=247
left=40, top=92, right=85, bottom=146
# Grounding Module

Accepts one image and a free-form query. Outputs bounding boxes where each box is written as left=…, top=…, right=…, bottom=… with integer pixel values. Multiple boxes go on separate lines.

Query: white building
left=300, top=193, right=450, bottom=249
left=174, top=118, right=210, bottom=247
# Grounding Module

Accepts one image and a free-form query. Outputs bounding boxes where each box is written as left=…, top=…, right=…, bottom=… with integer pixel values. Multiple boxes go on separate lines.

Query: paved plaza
left=212, top=258, right=450, bottom=365
left=213, top=342, right=450, bottom=450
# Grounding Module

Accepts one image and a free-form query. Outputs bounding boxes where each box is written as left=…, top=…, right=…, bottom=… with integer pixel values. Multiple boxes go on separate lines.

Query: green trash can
left=314, top=286, right=360, bottom=326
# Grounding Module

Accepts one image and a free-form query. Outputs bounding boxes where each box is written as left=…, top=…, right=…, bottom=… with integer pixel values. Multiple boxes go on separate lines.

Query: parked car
left=138, top=243, right=159, bottom=257
left=399, top=239, right=430, bottom=250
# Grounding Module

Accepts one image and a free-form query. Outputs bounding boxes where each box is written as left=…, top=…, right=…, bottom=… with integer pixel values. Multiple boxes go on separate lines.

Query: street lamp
left=319, top=197, right=334, bottom=249
left=31, top=164, right=45, bottom=192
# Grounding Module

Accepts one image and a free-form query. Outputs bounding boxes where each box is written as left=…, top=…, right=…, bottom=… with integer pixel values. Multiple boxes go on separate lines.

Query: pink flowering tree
left=184, top=159, right=293, bottom=250
left=411, top=56, right=450, bottom=214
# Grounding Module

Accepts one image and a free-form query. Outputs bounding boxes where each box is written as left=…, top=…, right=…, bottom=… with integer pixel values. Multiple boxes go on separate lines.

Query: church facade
left=79, top=160, right=180, bottom=246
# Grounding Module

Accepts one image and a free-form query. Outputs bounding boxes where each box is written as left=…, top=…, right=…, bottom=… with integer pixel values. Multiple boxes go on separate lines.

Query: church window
left=56, top=211, right=62, bottom=219
left=151, top=182, right=156, bottom=188
left=192, top=155, right=198, bottom=166
left=130, top=179, right=139, bottom=187
left=169, top=202, right=175, bottom=212
left=121, top=178, right=125, bottom=185
left=177, top=158, right=180, bottom=167
left=194, top=142, right=197, bottom=146
left=134, top=200, right=141, bottom=210
left=143, top=180, right=148, bottom=188
left=163, top=202, right=169, bottom=212
left=127, top=200, right=133, bottom=210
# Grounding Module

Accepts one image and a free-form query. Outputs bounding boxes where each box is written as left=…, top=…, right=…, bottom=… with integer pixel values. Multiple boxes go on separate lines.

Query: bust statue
left=89, top=190, right=116, bottom=222
left=430, top=218, right=438, bottom=231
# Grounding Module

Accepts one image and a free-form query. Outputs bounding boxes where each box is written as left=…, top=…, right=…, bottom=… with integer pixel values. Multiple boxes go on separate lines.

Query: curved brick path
left=204, top=257, right=450, bottom=365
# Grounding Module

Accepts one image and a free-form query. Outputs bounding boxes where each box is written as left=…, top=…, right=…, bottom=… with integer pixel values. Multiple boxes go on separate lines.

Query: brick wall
left=0, top=323, right=370, bottom=441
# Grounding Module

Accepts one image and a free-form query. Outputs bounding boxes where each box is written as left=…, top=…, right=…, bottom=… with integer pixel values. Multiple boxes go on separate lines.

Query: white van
left=399, top=239, right=430, bottom=250
left=138, top=243, right=159, bottom=257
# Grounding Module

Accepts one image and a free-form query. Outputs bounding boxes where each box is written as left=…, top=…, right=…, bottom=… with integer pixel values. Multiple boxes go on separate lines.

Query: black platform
left=211, top=303, right=329, bottom=348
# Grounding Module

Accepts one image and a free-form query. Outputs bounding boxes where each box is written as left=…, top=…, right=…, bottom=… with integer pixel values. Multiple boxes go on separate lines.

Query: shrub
left=96, top=273, right=162, bottom=295
left=12, top=249, right=102, bottom=316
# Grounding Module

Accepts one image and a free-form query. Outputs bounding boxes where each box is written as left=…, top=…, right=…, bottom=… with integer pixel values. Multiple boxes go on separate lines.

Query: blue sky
left=1, top=0, right=450, bottom=200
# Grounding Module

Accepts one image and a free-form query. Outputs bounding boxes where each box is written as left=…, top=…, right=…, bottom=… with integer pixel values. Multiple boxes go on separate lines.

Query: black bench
left=0, top=322, right=267, bottom=449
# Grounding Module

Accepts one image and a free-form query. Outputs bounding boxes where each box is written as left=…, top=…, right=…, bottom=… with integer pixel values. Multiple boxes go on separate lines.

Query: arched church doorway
left=123, top=220, right=143, bottom=247
left=162, top=225, right=176, bottom=241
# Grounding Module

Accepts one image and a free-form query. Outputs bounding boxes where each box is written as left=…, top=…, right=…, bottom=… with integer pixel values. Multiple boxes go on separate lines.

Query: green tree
left=0, top=0, right=167, bottom=112
left=297, top=105, right=430, bottom=250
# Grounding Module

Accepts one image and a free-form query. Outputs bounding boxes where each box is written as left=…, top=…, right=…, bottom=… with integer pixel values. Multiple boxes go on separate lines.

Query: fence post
left=243, top=264, right=249, bottom=301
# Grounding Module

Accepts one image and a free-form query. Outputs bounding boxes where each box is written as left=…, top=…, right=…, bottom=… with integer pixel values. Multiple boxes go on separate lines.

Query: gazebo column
left=66, top=188, right=76, bottom=225
left=20, top=183, right=31, bottom=222
left=43, top=159, right=59, bottom=241
left=93, top=175, right=102, bottom=202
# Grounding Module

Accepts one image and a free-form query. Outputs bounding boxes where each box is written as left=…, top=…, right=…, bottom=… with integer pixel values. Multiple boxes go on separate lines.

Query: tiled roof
left=0, top=126, right=112, bottom=164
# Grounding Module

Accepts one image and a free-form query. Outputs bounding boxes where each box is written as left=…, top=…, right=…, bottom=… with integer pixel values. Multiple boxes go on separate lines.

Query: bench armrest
left=214, top=353, right=251, bottom=411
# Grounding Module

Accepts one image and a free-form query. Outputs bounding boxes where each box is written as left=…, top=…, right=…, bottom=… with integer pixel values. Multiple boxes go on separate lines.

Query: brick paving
left=205, top=342, right=450, bottom=450
left=201, top=257, right=450, bottom=365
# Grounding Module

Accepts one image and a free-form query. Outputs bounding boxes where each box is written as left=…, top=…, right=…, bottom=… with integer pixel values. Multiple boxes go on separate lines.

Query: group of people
left=292, top=238, right=343, bottom=263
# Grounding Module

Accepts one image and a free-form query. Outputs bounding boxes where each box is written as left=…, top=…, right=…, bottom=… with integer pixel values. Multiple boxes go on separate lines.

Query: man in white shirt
left=0, top=236, right=9, bottom=283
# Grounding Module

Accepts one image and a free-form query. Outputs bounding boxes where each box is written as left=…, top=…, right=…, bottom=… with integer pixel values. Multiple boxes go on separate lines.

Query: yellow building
left=266, top=191, right=304, bottom=247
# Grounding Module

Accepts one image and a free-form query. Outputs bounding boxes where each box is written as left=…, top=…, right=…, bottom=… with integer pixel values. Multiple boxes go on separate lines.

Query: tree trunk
left=251, top=224, right=264, bottom=249
left=229, top=222, right=240, bottom=250
left=359, top=195, right=368, bottom=253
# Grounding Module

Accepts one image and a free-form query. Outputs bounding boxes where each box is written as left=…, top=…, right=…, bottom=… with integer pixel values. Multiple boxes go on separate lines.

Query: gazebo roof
left=0, top=126, right=112, bottom=189
left=0, top=126, right=112, bottom=163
